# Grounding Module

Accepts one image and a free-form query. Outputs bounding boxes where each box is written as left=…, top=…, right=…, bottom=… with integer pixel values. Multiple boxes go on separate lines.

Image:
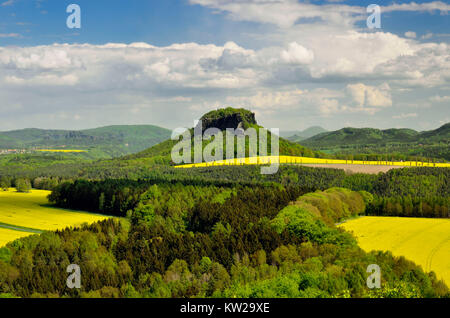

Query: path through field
left=298, top=164, right=406, bottom=174
left=339, top=216, right=450, bottom=285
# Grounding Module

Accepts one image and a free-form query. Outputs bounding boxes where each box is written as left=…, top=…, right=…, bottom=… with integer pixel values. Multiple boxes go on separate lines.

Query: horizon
left=0, top=0, right=449, bottom=131
left=0, top=114, right=448, bottom=134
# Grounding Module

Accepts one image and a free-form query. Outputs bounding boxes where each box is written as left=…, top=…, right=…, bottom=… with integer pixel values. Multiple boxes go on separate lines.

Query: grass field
left=175, top=155, right=450, bottom=169
left=339, top=216, right=450, bottom=285
left=0, top=188, right=109, bottom=247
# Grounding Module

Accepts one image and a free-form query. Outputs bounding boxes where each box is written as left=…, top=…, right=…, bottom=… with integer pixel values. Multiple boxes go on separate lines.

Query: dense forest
left=1, top=185, right=448, bottom=298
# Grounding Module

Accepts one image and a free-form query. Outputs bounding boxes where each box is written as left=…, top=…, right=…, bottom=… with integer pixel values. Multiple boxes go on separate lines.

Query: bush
left=15, top=178, right=31, bottom=193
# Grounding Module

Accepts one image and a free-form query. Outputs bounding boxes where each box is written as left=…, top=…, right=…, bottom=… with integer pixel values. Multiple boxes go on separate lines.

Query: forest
left=1, top=184, right=448, bottom=298
left=0, top=163, right=448, bottom=298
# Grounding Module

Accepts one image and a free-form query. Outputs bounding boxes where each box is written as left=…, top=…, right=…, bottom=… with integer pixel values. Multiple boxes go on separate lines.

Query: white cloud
left=346, top=83, right=392, bottom=108
left=383, top=1, right=450, bottom=13
left=281, top=42, right=314, bottom=65
left=190, top=1, right=450, bottom=30
left=189, top=0, right=364, bottom=28
left=373, top=43, right=450, bottom=88
left=223, top=85, right=392, bottom=116
left=0, top=0, right=448, bottom=130
left=226, top=89, right=305, bottom=110
left=306, top=31, right=416, bottom=79
left=0, top=42, right=262, bottom=90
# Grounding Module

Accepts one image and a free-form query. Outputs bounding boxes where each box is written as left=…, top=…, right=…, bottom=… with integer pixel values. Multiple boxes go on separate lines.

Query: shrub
left=15, top=178, right=31, bottom=193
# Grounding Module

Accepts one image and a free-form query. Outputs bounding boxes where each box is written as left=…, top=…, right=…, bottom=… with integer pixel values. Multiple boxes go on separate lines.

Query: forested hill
left=301, top=123, right=449, bottom=147
left=298, top=123, right=450, bottom=160
left=126, top=107, right=323, bottom=162
left=0, top=125, right=171, bottom=158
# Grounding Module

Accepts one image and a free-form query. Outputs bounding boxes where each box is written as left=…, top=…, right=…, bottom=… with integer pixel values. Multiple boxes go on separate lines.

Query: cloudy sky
left=0, top=0, right=449, bottom=132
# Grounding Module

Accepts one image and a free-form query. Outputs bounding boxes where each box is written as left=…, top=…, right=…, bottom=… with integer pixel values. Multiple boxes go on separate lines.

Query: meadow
left=339, top=216, right=450, bottom=285
left=0, top=188, right=109, bottom=247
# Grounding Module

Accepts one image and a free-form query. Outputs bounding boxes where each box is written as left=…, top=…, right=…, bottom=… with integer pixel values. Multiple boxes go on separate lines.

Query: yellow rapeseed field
left=0, top=189, right=109, bottom=247
left=174, top=155, right=450, bottom=168
left=0, top=228, right=36, bottom=247
left=339, top=216, right=450, bottom=285
left=36, top=149, right=87, bottom=153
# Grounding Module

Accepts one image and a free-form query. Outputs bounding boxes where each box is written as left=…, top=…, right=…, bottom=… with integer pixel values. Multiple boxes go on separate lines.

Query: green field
left=0, top=189, right=109, bottom=247
left=340, top=216, right=450, bottom=285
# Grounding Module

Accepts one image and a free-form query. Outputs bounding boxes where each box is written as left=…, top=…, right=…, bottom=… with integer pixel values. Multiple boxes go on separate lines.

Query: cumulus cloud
left=383, top=1, right=450, bottom=13
left=0, top=0, right=448, bottom=130
left=222, top=86, right=392, bottom=116
left=374, top=43, right=450, bottom=88
left=281, top=42, right=314, bottom=65
left=346, top=83, right=392, bottom=108
left=226, top=90, right=305, bottom=110
left=0, top=42, right=262, bottom=91
left=0, top=35, right=446, bottom=129
left=189, top=0, right=364, bottom=28
left=4, top=36, right=439, bottom=94
left=190, top=0, right=450, bottom=29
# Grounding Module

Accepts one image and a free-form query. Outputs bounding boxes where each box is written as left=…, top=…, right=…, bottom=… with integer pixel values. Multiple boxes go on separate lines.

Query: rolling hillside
left=0, top=125, right=171, bottom=158
left=299, top=123, right=450, bottom=160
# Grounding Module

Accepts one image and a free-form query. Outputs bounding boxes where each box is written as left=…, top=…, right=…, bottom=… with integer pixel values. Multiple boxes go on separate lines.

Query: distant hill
left=128, top=107, right=321, bottom=162
left=302, top=127, right=419, bottom=147
left=0, top=125, right=171, bottom=158
left=283, top=126, right=328, bottom=142
left=299, top=123, right=450, bottom=160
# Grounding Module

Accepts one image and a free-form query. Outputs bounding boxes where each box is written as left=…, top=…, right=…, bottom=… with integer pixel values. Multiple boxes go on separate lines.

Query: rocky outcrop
left=196, top=108, right=257, bottom=132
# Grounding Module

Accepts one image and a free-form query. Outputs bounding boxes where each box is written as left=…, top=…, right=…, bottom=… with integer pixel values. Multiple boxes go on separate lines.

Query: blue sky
left=0, top=0, right=449, bottom=131
left=1, top=0, right=449, bottom=46
left=0, top=0, right=258, bottom=46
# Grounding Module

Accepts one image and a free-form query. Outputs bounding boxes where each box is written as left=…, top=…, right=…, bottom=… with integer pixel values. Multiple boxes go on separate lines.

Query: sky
left=0, top=0, right=449, bottom=132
